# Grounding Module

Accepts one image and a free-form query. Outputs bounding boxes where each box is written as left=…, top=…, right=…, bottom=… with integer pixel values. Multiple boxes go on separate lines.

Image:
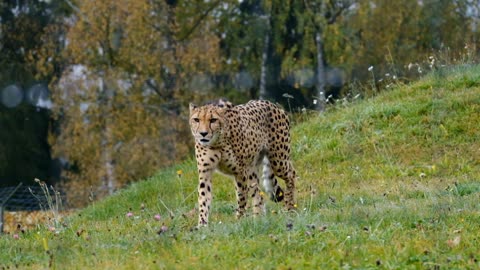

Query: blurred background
left=1, top=0, right=479, bottom=207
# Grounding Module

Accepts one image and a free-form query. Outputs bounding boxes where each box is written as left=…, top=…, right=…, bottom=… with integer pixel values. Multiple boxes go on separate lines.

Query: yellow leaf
left=42, top=237, right=49, bottom=252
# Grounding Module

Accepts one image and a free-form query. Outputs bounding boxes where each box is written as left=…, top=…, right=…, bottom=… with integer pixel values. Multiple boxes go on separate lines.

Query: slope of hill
left=1, top=65, right=479, bottom=269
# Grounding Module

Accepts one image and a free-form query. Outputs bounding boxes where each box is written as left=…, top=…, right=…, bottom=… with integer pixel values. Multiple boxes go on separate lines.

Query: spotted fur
left=189, top=100, right=297, bottom=226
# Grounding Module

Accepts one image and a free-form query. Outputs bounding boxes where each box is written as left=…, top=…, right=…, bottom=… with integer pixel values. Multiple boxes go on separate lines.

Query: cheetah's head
left=189, top=103, right=227, bottom=147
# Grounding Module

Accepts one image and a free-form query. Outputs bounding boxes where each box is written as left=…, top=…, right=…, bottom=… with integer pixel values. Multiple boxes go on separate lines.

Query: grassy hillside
left=1, top=65, right=479, bottom=269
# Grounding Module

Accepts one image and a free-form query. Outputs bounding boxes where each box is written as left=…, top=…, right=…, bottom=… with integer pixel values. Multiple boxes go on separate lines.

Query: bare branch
left=63, top=0, right=88, bottom=21
left=304, top=0, right=354, bottom=25
left=63, top=0, right=81, bottom=14
left=145, top=79, right=164, bottom=98
left=178, top=0, right=223, bottom=41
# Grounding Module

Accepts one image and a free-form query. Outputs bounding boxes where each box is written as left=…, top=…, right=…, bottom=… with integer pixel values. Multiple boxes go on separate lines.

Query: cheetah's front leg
left=197, top=169, right=213, bottom=226
left=195, top=147, right=220, bottom=226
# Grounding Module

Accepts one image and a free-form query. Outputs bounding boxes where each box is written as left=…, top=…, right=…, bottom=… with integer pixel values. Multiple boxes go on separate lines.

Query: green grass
left=2, top=65, right=480, bottom=269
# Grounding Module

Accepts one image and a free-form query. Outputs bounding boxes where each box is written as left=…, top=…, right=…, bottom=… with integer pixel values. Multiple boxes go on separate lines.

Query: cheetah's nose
left=199, top=132, right=208, bottom=137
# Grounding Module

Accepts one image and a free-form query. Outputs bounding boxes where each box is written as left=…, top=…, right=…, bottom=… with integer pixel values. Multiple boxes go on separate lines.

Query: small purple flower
left=154, top=214, right=161, bottom=221
left=126, top=212, right=134, bottom=218
left=13, top=234, right=19, bottom=239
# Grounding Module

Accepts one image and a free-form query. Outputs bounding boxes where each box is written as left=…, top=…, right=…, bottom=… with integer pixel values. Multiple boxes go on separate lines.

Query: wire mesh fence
left=0, top=182, right=68, bottom=234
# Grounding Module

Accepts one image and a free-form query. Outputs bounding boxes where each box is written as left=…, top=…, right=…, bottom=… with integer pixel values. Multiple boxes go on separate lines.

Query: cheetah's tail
left=262, top=156, right=284, bottom=203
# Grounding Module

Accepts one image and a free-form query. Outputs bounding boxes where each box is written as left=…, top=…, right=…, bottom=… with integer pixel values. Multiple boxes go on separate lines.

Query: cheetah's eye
left=193, top=118, right=200, bottom=123
left=210, top=118, right=217, bottom=124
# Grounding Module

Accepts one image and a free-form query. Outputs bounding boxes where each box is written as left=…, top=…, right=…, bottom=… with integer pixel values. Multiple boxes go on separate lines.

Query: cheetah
left=189, top=99, right=297, bottom=226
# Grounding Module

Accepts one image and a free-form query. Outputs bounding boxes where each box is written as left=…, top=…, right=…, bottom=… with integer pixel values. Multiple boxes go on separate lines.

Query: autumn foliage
left=1, top=0, right=479, bottom=206
left=49, top=0, right=222, bottom=206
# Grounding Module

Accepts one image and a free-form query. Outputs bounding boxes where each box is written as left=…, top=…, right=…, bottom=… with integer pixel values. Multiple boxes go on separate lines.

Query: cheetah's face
left=189, top=104, right=226, bottom=147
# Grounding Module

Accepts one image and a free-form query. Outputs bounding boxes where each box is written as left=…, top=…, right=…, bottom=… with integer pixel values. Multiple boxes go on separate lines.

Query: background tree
left=216, top=0, right=272, bottom=101
left=346, top=0, right=477, bottom=84
left=0, top=0, right=71, bottom=187
left=1, top=0, right=480, bottom=204
left=218, top=0, right=354, bottom=109
left=303, top=0, right=353, bottom=111
left=50, top=0, right=222, bottom=206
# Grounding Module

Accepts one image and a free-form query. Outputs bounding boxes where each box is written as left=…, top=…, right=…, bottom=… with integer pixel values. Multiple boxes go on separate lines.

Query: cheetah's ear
left=217, top=106, right=227, bottom=115
left=189, top=103, right=198, bottom=114
left=217, top=98, right=234, bottom=109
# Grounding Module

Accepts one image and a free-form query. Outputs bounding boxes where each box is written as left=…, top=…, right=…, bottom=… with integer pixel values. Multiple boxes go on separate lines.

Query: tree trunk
left=259, top=30, right=269, bottom=99
left=100, top=76, right=116, bottom=195
left=315, top=31, right=327, bottom=111
left=473, top=2, right=479, bottom=57
left=104, top=148, right=115, bottom=195
left=103, top=137, right=115, bottom=195
left=162, top=0, right=180, bottom=162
